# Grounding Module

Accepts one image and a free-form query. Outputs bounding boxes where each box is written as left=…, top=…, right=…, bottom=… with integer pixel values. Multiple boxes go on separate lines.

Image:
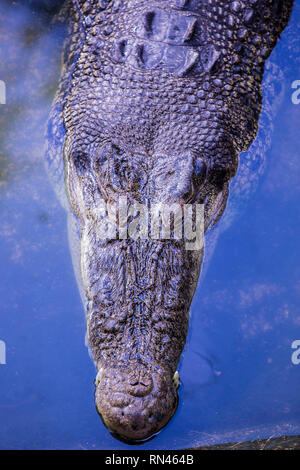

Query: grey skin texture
left=46, top=0, right=293, bottom=440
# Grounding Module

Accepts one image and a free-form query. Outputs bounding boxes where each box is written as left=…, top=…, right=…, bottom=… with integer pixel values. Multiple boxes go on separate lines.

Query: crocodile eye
left=94, top=143, right=111, bottom=173
left=194, top=157, right=206, bottom=177
left=72, top=151, right=89, bottom=173
left=193, top=156, right=207, bottom=186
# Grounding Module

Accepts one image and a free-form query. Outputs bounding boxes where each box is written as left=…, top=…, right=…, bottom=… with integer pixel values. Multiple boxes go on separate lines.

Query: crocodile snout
left=95, top=364, right=178, bottom=441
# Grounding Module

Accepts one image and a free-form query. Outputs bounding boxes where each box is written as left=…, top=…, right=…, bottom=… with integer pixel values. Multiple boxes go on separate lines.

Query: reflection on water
left=0, top=0, right=299, bottom=450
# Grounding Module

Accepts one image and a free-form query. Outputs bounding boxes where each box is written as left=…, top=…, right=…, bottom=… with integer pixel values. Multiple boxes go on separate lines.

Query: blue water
left=0, top=1, right=299, bottom=450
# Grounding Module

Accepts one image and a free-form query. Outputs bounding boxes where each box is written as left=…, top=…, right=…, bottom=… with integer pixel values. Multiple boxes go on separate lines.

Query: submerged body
left=46, top=0, right=293, bottom=440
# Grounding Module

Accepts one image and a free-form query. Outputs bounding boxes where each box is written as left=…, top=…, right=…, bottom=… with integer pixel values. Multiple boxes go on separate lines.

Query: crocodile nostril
left=126, top=370, right=153, bottom=397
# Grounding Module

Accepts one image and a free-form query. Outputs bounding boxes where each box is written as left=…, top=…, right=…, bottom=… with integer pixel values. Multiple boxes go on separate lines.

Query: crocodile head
left=65, top=142, right=211, bottom=440
left=53, top=0, right=293, bottom=441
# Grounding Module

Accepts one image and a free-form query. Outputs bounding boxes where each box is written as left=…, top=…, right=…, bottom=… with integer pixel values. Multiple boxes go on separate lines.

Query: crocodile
left=46, top=0, right=293, bottom=441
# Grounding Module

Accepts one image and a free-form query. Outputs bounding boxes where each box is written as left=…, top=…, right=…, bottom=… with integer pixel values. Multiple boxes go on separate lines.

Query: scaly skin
left=46, top=0, right=293, bottom=440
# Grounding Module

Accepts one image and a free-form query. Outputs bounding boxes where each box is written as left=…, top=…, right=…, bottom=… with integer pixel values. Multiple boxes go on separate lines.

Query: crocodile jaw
left=83, top=234, right=202, bottom=440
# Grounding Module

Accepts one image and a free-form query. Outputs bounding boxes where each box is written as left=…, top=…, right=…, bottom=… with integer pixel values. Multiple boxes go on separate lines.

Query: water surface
left=0, top=0, right=299, bottom=450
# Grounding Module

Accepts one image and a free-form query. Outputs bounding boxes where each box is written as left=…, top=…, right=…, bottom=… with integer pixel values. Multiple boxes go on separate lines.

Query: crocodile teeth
left=95, top=367, right=104, bottom=385
left=173, top=371, right=180, bottom=389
